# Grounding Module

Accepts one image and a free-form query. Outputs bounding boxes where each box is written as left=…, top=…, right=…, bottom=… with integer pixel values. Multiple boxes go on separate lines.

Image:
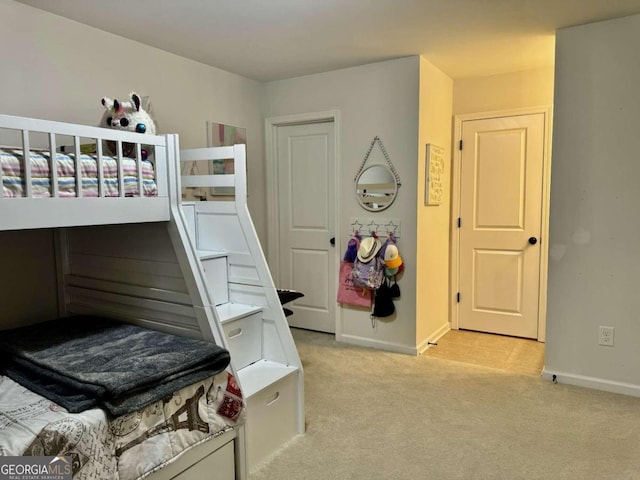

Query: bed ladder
left=177, top=144, right=304, bottom=472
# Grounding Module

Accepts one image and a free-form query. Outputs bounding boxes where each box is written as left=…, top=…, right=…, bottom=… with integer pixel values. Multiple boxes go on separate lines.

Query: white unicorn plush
left=99, top=92, right=156, bottom=160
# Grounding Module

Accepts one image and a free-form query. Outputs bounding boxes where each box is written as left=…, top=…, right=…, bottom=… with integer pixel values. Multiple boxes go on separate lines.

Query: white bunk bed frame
left=0, top=113, right=305, bottom=479
left=0, top=114, right=170, bottom=230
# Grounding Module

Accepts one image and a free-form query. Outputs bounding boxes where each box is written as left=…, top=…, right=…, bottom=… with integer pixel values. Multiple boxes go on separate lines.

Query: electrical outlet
left=599, top=326, right=615, bottom=346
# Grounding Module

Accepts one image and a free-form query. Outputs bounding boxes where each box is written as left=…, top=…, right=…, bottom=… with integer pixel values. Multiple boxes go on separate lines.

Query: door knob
left=528, top=237, right=538, bottom=245
left=330, top=237, right=336, bottom=246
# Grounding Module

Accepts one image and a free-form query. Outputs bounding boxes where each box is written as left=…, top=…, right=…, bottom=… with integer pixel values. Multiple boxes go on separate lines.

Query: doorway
left=423, top=329, right=545, bottom=376
left=265, top=111, right=341, bottom=334
left=450, top=107, right=552, bottom=342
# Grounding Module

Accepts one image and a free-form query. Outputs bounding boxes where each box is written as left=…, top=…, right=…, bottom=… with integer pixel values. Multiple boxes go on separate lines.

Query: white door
left=276, top=122, right=336, bottom=333
left=458, top=113, right=545, bottom=338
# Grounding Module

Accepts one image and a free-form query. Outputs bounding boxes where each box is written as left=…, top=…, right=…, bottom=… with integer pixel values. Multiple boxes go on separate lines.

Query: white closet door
left=276, top=122, right=336, bottom=333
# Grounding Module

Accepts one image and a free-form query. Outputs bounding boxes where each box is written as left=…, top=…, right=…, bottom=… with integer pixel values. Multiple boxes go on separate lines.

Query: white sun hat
left=357, top=236, right=382, bottom=263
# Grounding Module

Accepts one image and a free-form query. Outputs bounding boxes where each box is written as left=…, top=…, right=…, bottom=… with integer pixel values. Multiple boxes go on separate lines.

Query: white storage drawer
left=172, top=440, right=234, bottom=480
left=246, top=372, right=298, bottom=469
left=222, top=313, right=262, bottom=369
left=202, top=256, right=229, bottom=305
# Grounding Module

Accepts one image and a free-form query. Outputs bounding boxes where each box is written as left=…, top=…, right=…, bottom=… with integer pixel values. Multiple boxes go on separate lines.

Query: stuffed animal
left=99, top=92, right=156, bottom=160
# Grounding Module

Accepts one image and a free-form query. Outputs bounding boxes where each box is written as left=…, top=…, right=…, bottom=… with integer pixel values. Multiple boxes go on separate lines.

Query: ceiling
left=15, top=0, right=640, bottom=82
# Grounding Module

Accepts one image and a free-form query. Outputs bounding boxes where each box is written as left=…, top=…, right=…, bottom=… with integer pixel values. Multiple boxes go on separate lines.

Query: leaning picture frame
left=207, top=121, right=247, bottom=196
left=180, top=122, right=248, bottom=200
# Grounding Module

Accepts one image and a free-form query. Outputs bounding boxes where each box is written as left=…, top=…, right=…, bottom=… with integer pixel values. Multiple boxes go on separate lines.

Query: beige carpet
left=422, top=329, right=545, bottom=376
left=250, top=328, right=640, bottom=480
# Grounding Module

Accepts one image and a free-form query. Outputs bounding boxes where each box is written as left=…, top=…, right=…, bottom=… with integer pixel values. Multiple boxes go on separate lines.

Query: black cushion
left=277, top=289, right=305, bottom=305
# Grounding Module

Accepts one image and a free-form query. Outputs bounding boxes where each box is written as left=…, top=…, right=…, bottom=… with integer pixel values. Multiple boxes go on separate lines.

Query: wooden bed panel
left=66, top=223, right=180, bottom=262
left=68, top=255, right=190, bottom=296
left=61, top=223, right=204, bottom=338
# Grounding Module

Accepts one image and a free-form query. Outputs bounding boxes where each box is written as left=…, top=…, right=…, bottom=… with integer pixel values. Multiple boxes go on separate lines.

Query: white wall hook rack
left=349, top=217, right=401, bottom=238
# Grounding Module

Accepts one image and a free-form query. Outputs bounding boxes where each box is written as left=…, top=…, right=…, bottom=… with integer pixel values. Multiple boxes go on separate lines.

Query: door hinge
left=456, top=292, right=460, bottom=303
left=457, top=217, right=461, bottom=228
left=459, top=140, right=463, bottom=151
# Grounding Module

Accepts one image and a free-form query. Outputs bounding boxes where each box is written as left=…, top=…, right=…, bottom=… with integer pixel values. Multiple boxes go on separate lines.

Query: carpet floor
left=250, top=328, right=640, bottom=480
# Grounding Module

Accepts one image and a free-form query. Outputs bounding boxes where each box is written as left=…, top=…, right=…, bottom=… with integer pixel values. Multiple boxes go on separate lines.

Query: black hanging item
left=373, top=279, right=395, bottom=318
left=389, top=277, right=400, bottom=298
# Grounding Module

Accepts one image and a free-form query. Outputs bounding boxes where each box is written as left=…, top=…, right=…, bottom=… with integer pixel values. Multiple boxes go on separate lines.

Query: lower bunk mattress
left=1, top=148, right=157, bottom=198
left=0, top=371, right=244, bottom=480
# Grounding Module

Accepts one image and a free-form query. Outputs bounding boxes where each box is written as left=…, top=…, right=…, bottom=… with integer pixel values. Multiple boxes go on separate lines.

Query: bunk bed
left=0, top=113, right=251, bottom=480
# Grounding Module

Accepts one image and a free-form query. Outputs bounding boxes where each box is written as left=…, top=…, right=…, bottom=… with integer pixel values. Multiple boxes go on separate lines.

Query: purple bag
left=351, top=256, right=385, bottom=290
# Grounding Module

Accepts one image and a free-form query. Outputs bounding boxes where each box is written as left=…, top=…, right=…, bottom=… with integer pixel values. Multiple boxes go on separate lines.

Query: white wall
left=546, top=14, right=640, bottom=392
left=0, top=0, right=266, bottom=240
left=264, top=57, right=420, bottom=353
left=416, top=58, right=453, bottom=348
left=0, top=0, right=266, bottom=324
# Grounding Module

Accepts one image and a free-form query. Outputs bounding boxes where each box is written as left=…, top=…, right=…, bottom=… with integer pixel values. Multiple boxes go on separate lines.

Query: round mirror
left=355, top=164, right=398, bottom=212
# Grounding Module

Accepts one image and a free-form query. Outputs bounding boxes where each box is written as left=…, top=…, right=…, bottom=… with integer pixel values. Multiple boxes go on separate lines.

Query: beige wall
left=416, top=57, right=453, bottom=348
left=453, top=67, right=555, bottom=115
left=545, top=14, right=640, bottom=393
left=264, top=57, right=421, bottom=353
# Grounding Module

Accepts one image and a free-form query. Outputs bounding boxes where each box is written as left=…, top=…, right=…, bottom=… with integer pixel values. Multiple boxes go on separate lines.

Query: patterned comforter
left=0, top=373, right=244, bottom=480
left=1, top=149, right=157, bottom=198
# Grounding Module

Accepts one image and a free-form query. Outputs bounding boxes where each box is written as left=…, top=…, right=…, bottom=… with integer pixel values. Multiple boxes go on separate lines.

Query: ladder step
left=216, top=302, right=262, bottom=324
left=237, top=359, right=298, bottom=398
left=197, top=249, right=227, bottom=260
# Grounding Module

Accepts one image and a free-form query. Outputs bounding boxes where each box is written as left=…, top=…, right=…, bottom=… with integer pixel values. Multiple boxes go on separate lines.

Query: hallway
left=422, top=329, right=544, bottom=376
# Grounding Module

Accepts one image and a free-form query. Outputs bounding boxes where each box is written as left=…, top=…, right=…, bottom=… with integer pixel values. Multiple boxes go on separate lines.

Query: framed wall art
left=181, top=122, right=247, bottom=200
left=207, top=121, right=247, bottom=196
left=425, top=143, right=444, bottom=206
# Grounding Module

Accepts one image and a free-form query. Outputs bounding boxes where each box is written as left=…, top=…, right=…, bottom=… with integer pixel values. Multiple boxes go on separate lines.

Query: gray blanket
left=0, top=316, right=230, bottom=416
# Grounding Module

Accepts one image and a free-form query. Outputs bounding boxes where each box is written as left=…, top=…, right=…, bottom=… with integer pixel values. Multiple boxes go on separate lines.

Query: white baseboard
left=340, top=322, right=452, bottom=356
left=339, top=334, right=418, bottom=355
left=417, top=323, right=451, bottom=354
left=542, top=368, right=640, bottom=398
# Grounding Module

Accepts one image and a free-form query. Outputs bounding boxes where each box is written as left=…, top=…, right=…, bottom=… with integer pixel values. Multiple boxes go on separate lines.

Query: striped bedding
left=1, top=148, right=157, bottom=198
